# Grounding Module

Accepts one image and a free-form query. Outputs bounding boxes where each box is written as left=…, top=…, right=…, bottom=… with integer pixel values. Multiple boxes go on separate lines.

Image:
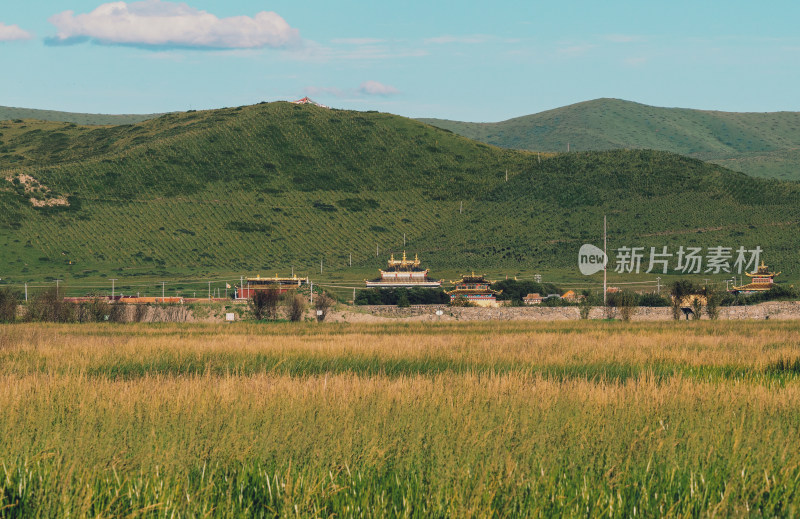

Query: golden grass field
left=1, top=321, right=799, bottom=517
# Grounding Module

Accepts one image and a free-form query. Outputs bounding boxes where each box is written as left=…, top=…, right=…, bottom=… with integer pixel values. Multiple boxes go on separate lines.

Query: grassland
left=1, top=321, right=800, bottom=516
left=3, top=101, right=800, bottom=289
left=420, top=98, right=800, bottom=180
left=0, top=105, right=161, bottom=126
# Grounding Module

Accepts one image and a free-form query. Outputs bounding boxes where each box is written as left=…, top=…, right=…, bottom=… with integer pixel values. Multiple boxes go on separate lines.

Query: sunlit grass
left=1, top=321, right=800, bottom=516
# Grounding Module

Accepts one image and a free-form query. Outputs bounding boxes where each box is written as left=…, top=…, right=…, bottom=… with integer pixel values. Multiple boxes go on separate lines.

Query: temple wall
left=354, top=301, right=800, bottom=321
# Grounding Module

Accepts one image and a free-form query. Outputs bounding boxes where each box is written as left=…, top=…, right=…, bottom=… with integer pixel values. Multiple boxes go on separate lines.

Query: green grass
left=420, top=98, right=800, bottom=180
left=2, top=321, right=800, bottom=516
left=3, top=101, right=800, bottom=288
left=0, top=105, right=161, bottom=126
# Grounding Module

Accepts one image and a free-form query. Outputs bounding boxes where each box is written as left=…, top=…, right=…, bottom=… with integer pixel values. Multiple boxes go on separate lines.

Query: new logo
left=578, top=244, right=607, bottom=275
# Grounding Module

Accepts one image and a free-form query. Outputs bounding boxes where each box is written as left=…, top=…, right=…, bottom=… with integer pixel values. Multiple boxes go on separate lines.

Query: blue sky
left=1, top=0, right=799, bottom=121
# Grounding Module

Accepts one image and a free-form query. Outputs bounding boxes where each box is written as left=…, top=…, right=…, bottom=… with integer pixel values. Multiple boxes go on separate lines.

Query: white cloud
left=424, top=34, right=491, bottom=45
left=604, top=34, right=643, bottom=44
left=0, top=23, right=33, bottom=41
left=330, top=37, right=385, bottom=45
left=288, top=40, right=427, bottom=62
left=302, top=81, right=400, bottom=100
left=359, top=81, right=399, bottom=96
left=48, top=0, right=300, bottom=49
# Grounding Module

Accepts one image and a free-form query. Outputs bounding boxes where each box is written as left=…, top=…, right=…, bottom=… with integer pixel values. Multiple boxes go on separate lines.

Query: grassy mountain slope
left=2, top=102, right=800, bottom=286
left=420, top=98, right=800, bottom=180
left=0, top=106, right=161, bottom=126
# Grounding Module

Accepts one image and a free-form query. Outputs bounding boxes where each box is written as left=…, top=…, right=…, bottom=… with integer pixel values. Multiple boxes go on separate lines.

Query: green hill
left=0, top=106, right=162, bottom=126
left=2, top=102, right=800, bottom=289
left=420, top=98, right=800, bottom=180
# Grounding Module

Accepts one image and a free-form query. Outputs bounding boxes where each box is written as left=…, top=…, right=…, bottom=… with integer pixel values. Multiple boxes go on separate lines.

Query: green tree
left=0, top=287, right=19, bottom=323
left=670, top=280, right=696, bottom=321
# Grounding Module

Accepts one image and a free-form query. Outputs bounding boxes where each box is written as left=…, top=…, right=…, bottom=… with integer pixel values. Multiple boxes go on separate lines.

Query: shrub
left=288, top=294, right=306, bottom=322
left=492, top=279, right=560, bottom=302
left=336, top=198, right=380, bottom=212
left=704, top=288, right=723, bottom=320
left=449, top=295, right=474, bottom=307
left=578, top=291, right=592, bottom=319
left=355, top=288, right=449, bottom=306
left=314, top=293, right=333, bottom=322
left=617, top=291, right=639, bottom=322
left=670, top=280, right=696, bottom=321
left=637, top=292, right=670, bottom=307
left=25, top=287, right=76, bottom=322
left=397, top=291, right=410, bottom=308
left=109, top=302, right=126, bottom=323
left=0, top=288, right=19, bottom=322
left=691, top=298, right=703, bottom=320
left=81, top=296, right=110, bottom=322
left=250, top=288, right=281, bottom=320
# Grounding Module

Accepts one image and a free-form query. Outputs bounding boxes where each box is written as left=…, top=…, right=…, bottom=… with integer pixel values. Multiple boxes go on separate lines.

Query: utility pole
left=320, top=259, right=323, bottom=274
left=55, top=279, right=61, bottom=296
left=703, top=278, right=710, bottom=287
left=24, top=282, right=28, bottom=302
left=353, top=287, right=356, bottom=302
left=376, top=244, right=379, bottom=257
left=505, top=169, right=508, bottom=181
left=603, top=215, right=607, bottom=307
left=161, top=281, right=166, bottom=300
left=460, top=201, right=463, bottom=214
left=656, top=276, right=661, bottom=295
left=310, top=281, right=314, bottom=304
left=208, top=281, right=211, bottom=300
left=110, top=278, right=117, bottom=298
left=403, top=233, right=406, bottom=248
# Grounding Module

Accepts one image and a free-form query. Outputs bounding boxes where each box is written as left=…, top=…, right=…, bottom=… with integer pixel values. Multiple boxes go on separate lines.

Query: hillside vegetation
left=0, top=105, right=161, bottom=126
left=420, top=98, right=800, bottom=180
left=2, top=101, right=800, bottom=283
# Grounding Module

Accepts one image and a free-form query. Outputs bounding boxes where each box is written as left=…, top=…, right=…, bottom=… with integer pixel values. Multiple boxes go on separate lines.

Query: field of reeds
left=1, top=321, right=800, bottom=517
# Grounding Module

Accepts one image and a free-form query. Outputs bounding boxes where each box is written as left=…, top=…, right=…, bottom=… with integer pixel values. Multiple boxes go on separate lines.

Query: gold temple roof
left=745, top=261, right=780, bottom=278
left=387, top=251, right=420, bottom=268
left=450, top=271, right=494, bottom=284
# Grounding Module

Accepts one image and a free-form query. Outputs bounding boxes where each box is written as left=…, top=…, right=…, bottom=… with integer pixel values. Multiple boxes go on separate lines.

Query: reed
left=1, top=321, right=799, bottom=516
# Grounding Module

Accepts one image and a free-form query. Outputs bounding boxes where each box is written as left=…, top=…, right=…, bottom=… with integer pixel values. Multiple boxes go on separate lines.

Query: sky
left=1, top=0, right=800, bottom=121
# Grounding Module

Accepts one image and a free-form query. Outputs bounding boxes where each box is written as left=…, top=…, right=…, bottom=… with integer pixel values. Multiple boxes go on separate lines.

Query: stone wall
left=15, top=301, right=800, bottom=323
left=354, top=302, right=800, bottom=321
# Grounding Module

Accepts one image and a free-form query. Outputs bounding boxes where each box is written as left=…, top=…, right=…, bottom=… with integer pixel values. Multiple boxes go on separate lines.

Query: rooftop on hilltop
left=290, top=97, right=329, bottom=109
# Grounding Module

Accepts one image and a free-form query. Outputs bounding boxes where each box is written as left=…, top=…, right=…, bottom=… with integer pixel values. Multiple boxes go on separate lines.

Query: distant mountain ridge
left=3, top=101, right=800, bottom=283
left=0, top=106, right=162, bottom=126
left=420, top=99, right=800, bottom=180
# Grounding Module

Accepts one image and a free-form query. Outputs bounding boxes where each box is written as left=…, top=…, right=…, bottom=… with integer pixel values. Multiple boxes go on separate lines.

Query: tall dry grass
left=1, top=321, right=799, bottom=516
